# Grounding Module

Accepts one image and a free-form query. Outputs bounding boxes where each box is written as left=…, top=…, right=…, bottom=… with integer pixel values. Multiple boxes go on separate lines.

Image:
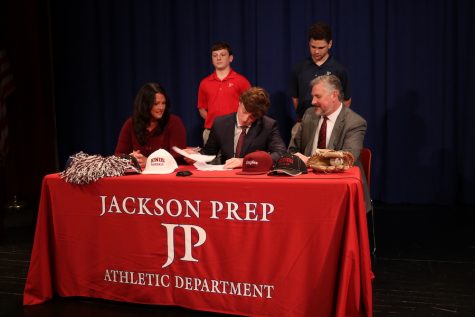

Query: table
left=23, top=167, right=373, bottom=317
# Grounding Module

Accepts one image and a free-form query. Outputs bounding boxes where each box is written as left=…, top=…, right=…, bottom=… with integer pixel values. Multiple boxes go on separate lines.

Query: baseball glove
left=307, top=149, right=355, bottom=173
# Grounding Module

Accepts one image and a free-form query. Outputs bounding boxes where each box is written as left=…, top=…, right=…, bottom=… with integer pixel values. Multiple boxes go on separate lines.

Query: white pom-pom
left=60, top=152, right=137, bottom=184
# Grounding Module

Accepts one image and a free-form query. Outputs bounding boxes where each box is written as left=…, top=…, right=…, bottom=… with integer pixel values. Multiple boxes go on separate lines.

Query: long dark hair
left=132, top=83, right=171, bottom=145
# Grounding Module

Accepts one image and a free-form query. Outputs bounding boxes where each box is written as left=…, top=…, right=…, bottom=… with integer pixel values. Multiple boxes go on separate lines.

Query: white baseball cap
left=142, top=149, right=178, bottom=174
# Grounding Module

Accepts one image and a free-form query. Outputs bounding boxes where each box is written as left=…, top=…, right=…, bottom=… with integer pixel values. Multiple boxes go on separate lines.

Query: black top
left=289, top=55, right=351, bottom=118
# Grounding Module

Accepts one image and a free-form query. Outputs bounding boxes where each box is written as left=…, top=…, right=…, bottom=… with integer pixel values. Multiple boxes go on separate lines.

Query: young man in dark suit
left=190, top=87, right=286, bottom=169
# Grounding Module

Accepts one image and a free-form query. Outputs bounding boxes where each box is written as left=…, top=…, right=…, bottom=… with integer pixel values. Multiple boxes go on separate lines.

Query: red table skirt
left=24, top=166, right=373, bottom=317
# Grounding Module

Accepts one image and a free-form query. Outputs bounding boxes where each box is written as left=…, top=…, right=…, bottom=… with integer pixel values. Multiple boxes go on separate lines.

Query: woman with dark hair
left=115, top=82, right=187, bottom=168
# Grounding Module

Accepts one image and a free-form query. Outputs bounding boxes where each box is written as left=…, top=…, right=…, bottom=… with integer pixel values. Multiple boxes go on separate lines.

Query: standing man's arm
left=289, top=63, right=300, bottom=111
left=197, top=79, right=208, bottom=121
left=292, top=97, right=299, bottom=110
left=198, top=108, right=207, bottom=120
left=341, top=69, right=352, bottom=107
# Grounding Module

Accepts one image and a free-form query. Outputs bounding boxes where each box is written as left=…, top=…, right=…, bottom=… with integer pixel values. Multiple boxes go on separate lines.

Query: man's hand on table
left=223, top=157, right=243, bottom=169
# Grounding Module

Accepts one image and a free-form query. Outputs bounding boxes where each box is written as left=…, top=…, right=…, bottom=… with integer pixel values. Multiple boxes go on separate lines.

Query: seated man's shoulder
left=344, top=107, right=367, bottom=125
left=213, top=112, right=235, bottom=126
left=302, top=107, right=318, bottom=121
left=260, top=115, right=278, bottom=126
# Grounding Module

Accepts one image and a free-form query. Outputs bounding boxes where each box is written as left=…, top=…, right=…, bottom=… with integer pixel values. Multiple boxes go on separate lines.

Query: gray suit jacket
left=289, top=106, right=366, bottom=160
left=289, top=106, right=372, bottom=212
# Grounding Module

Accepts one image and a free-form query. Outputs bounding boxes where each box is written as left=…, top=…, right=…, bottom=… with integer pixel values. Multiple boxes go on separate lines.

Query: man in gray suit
left=288, top=74, right=371, bottom=211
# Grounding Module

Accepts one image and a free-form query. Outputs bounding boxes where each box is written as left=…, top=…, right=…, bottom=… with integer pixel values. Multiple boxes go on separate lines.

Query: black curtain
left=50, top=0, right=475, bottom=204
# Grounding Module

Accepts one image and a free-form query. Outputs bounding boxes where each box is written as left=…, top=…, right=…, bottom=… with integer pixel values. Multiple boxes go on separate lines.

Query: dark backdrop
left=2, top=0, right=474, bottom=206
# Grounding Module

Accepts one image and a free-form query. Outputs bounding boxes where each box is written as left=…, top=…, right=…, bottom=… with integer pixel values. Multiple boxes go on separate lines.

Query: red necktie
left=317, top=116, right=328, bottom=149
left=235, top=126, right=247, bottom=157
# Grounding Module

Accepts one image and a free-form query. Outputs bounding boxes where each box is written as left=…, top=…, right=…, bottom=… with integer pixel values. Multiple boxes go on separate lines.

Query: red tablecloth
left=23, top=167, right=373, bottom=317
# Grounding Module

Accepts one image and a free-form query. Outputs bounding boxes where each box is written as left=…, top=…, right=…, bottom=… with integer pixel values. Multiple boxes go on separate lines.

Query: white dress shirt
left=311, top=104, right=343, bottom=154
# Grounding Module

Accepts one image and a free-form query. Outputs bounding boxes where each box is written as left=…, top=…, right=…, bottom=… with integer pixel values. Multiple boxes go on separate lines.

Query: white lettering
left=122, top=196, right=135, bottom=214
left=225, top=201, right=242, bottom=220
left=109, top=196, right=120, bottom=214
left=154, top=198, right=164, bottom=215
left=181, top=225, right=206, bottom=262
left=184, top=200, right=200, bottom=218
left=99, top=196, right=274, bottom=222
left=104, top=269, right=170, bottom=287
left=162, top=223, right=179, bottom=268
left=244, top=202, right=258, bottom=221
left=211, top=279, right=220, bottom=293
left=161, top=224, right=207, bottom=268
left=166, top=199, right=182, bottom=217
left=175, top=275, right=183, bottom=288
left=261, top=203, right=274, bottom=221
left=100, top=196, right=107, bottom=216
left=137, top=197, right=153, bottom=215
left=137, top=272, right=145, bottom=285
left=210, top=200, right=223, bottom=219
left=119, top=270, right=129, bottom=283
left=104, top=269, right=112, bottom=281
left=104, top=270, right=274, bottom=299
left=160, top=274, right=170, bottom=287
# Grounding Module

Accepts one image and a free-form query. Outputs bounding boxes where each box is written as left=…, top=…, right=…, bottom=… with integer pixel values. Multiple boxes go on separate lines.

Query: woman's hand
left=130, top=150, right=147, bottom=169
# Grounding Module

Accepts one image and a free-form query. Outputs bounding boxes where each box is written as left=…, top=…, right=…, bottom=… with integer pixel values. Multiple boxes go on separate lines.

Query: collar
left=235, top=113, right=254, bottom=130
left=310, top=55, right=333, bottom=68
left=326, top=103, right=343, bottom=122
left=210, top=68, right=236, bottom=81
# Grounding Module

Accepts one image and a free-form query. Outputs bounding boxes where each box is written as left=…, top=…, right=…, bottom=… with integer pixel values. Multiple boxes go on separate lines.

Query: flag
left=0, top=48, right=15, bottom=162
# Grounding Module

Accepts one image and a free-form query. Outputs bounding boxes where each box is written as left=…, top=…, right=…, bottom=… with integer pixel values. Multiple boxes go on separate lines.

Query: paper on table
left=193, top=162, right=231, bottom=171
left=172, top=146, right=216, bottom=163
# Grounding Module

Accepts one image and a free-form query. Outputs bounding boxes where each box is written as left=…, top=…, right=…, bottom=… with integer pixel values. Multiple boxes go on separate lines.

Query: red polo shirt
left=197, top=69, right=251, bottom=129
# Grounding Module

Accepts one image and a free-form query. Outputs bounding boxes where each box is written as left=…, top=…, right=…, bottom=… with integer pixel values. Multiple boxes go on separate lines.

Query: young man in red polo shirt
left=197, top=42, right=251, bottom=145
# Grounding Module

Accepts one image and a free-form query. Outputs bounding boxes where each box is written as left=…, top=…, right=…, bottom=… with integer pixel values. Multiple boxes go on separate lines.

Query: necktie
left=235, top=126, right=247, bottom=157
left=317, top=116, right=328, bottom=149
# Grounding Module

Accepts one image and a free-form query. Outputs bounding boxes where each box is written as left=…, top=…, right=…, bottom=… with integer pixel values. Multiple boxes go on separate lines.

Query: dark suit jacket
left=289, top=106, right=372, bottom=212
left=202, top=112, right=286, bottom=163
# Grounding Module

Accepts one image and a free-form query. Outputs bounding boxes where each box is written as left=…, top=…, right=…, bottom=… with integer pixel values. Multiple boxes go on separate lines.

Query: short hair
left=310, top=74, right=343, bottom=102
left=240, top=87, right=270, bottom=119
left=211, top=42, right=233, bottom=56
left=308, top=22, right=332, bottom=42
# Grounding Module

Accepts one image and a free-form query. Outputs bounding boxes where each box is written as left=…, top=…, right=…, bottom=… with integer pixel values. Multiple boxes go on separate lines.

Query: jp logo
left=161, top=224, right=206, bottom=268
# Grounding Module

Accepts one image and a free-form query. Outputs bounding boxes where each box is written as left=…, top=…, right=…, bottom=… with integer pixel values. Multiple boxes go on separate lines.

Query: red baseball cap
left=236, top=151, right=273, bottom=175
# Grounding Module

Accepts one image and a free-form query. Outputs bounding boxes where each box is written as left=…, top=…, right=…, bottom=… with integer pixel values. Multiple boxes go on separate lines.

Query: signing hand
left=294, top=152, right=309, bottom=164
left=223, top=157, right=244, bottom=169
left=182, top=147, right=200, bottom=165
